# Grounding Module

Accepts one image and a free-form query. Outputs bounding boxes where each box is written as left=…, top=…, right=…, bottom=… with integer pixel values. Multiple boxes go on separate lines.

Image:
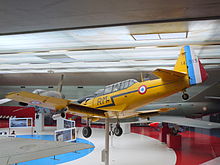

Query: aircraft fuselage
left=82, top=76, right=190, bottom=118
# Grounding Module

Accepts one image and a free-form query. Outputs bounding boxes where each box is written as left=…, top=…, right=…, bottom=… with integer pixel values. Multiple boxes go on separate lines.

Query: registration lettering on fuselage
left=96, top=96, right=111, bottom=106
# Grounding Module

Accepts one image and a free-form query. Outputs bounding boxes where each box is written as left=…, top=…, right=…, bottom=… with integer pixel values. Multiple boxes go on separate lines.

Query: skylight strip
left=132, top=32, right=187, bottom=40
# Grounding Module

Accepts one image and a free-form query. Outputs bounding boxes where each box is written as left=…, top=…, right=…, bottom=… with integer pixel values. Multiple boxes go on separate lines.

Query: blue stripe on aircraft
left=184, top=45, right=196, bottom=85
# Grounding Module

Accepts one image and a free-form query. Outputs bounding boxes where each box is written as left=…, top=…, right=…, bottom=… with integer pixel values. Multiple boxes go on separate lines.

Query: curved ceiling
left=0, top=0, right=220, bottom=34
left=0, top=1, right=220, bottom=85
left=0, top=20, right=220, bottom=74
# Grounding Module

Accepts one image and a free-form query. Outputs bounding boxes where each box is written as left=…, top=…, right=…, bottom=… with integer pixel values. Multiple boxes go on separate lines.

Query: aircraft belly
left=107, top=109, right=137, bottom=119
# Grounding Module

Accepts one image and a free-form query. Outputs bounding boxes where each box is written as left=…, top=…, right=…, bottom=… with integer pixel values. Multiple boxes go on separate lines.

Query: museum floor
left=131, top=126, right=220, bottom=165
left=62, top=127, right=176, bottom=165
left=1, top=122, right=220, bottom=165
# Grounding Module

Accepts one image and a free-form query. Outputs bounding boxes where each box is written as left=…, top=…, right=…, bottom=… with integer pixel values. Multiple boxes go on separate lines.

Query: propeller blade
left=57, top=74, right=64, bottom=93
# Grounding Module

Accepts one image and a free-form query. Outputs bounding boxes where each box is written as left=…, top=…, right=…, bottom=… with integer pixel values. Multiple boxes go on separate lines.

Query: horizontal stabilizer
left=153, top=69, right=186, bottom=81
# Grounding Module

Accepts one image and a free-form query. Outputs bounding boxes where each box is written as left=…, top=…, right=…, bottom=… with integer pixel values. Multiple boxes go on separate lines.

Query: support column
left=160, top=122, right=170, bottom=143
left=105, top=118, right=110, bottom=165
left=56, top=117, right=64, bottom=130
left=35, top=113, right=44, bottom=132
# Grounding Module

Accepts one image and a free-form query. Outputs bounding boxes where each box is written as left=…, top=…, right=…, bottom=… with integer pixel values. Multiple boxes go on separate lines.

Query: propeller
left=57, top=74, right=64, bottom=93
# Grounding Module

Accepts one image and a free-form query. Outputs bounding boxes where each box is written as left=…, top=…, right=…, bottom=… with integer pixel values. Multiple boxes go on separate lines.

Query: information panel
left=63, top=119, right=75, bottom=128
left=9, top=118, right=33, bottom=128
left=55, top=127, right=76, bottom=142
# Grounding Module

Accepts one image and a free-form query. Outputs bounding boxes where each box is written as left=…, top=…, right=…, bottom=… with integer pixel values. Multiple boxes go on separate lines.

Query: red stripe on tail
left=199, top=60, right=208, bottom=82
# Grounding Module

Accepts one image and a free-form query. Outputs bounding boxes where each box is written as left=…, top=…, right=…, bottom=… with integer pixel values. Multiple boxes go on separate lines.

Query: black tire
left=82, top=127, right=92, bottom=138
left=114, top=126, right=123, bottom=136
left=61, top=112, right=65, bottom=118
left=182, top=93, right=189, bottom=100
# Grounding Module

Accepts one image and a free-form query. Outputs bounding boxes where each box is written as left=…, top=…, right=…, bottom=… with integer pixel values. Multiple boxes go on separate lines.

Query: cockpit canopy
left=95, top=79, right=138, bottom=96
left=77, top=79, right=138, bottom=103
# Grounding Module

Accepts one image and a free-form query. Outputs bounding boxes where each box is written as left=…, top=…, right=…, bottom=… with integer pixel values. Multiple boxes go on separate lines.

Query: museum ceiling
left=0, top=0, right=220, bottom=85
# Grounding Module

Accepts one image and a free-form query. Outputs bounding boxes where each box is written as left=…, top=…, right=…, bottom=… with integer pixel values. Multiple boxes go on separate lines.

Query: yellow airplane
left=6, top=45, right=208, bottom=138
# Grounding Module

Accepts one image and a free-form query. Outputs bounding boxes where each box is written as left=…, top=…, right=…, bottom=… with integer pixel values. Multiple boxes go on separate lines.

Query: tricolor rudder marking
left=184, top=46, right=208, bottom=85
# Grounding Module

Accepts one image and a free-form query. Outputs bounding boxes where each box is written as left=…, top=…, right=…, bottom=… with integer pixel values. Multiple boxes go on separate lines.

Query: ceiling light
left=159, top=32, right=187, bottom=39
left=132, top=34, right=160, bottom=40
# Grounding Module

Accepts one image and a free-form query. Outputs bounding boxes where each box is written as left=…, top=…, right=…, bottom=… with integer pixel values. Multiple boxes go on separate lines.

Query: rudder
left=174, top=46, right=208, bottom=85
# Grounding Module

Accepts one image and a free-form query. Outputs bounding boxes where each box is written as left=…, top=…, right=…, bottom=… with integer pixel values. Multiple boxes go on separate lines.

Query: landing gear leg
left=82, top=118, right=92, bottom=138
left=109, top=124, right=114, bottom=136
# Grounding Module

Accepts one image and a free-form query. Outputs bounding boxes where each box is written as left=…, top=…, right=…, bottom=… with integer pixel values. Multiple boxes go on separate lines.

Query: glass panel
left=95, top=89, right=104, bottom=96
left=104, top=85, right=113, bottom=94
left=123, top=80, right=129, bottom=89
left=129, top=79, right=138, bottom=86
left=119, top=81, right=125, bottom=90
left=112, top=83, right=121, bottom=92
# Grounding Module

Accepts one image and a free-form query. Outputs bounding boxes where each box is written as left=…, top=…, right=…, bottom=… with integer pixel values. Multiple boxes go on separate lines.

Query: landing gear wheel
left=182, top=93, right=189, bottom=100
left=61, top=112, right=65, bottom=118
left=82, top=126, right=92, bottom=138
left=114, top=126, right=123, bottom=136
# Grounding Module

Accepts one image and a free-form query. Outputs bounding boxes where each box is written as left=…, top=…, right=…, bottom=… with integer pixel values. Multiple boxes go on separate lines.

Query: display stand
left=101, top=118, right=110, bottom=165
left=105, top=118, right=110, bottom=165
left=35, top=113, right=44, bottom=132
left=56, top=117, right=64, bottom=130
left=167, top=134, right=182, bottom=149
left=160, top=123, right=170, bottom=143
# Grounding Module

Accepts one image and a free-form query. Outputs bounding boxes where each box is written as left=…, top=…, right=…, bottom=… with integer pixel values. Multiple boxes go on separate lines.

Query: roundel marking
left=138, top=85, right=147, bottom=94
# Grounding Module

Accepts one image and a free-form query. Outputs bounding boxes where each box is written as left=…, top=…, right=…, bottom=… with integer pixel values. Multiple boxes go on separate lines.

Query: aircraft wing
left=189, top=81, right=220, bottom=102
left=153, top=68, right=186, bottom=81
left=149, top=116, right=220, bottom=129
left=205, top=96, right=220, bottom=100
left=0, top=136, right=94, bottom=165
left=137, top=108, right=176, bottom=118
left=6, top=91, right=107, bottom=118
left=0, top=98, right=12, bottom=104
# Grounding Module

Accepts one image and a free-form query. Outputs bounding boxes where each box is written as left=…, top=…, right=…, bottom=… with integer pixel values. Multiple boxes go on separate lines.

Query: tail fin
left=174, top=46, right=208, bottom=85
